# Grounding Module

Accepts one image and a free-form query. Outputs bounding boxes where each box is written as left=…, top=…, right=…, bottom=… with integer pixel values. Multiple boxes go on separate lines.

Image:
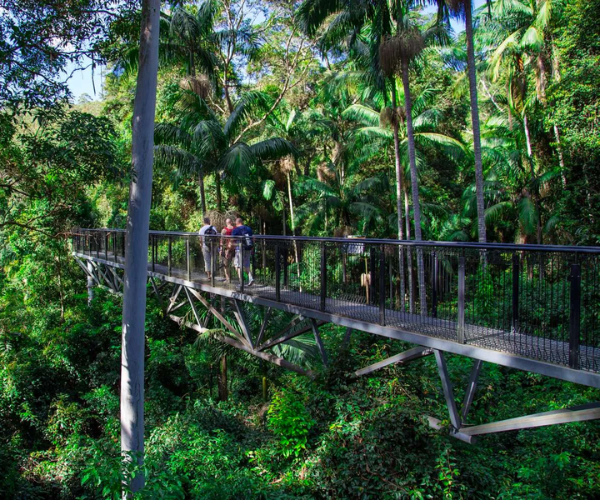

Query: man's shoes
left=247, top=279, right=254, bottom=286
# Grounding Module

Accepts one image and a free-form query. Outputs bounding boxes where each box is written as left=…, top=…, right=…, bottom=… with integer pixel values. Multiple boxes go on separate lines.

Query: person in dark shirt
left=231, top=217, right=254, bottom=286
left=220, top=218, right=235, bottom=283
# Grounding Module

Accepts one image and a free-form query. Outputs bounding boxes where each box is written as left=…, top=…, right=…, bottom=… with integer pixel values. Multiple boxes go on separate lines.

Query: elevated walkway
left=72, top=229, right=600, bottom=441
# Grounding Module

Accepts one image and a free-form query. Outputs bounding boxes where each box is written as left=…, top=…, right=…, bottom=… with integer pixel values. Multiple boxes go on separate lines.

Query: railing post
left=569, top=263, right=581, bottom=369
left=211, top=238, right=216, bottom=287
left=432, top=252, right=438, bottom=318
left=168, top=236, right=172, bottom=277
left=457, top=255, right=465, bottom=344
left=369, top=247, right=376, bottom=306
left=96, top=233, right=100, bottom=258
left=252, top=243, right=256, bottom=281
left=105, top=232, right=109, bottom=261
left=512, top=253, right=520, bottom=332
left=186, top=236, right=191, bottom=281
left=283, top=246, right=289, bottom=287
left=151, top=235, right=156, bottom=272
left=113, top=233, right=117, bottom=263
left=320, top=242, right=327, bottom=312
left=240, top=244, right=245, bottom=293
left=121, top=232, right=125, bottom=259
left=275, top=244, right=281, bottom=302
left=379, top=246, right=386, bottom=325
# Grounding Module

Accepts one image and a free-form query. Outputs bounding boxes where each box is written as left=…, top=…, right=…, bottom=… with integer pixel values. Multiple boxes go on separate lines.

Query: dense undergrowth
left=2, top=279, right=599, bottom=499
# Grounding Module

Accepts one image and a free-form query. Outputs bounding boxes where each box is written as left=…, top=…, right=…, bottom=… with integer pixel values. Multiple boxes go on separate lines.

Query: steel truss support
left=74, top=256, right=122, bottom=295
left=355, top=346, right=433, bottom=377
left=166, top=286, right=314, bottom=376
left=311, top=319, right=328, bottom=367
left=430, top=352, right=600, bottom=443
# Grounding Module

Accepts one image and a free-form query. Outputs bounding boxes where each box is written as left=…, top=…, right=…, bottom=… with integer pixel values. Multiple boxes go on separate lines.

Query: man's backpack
left=240, top=227, right=253, bottom=251
left=204, top=226, right=218, bottom=236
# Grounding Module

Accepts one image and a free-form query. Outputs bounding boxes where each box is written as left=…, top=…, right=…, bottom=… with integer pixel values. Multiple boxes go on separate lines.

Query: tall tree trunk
left=218, top=355, right=228, bottom=401
left=465, top=0, right=487, bottom=244
left=523, top=113, right=533, bottom=159
left=198, top=173, right=207, bottom=215
left=390, top=82, right=406, bottom=311
left=401, top=60, right=427, bottom=314
left=87, top=261, right=95, bottom=306
left=404, top=186, right=415, bottom=314
left=121, top=0, right=160, bottom=493
left=286, top=172, right=301, bottom=277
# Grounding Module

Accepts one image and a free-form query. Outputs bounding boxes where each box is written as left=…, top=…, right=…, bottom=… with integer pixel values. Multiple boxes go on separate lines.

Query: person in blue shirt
left=231, top=217, right=254, bottom=286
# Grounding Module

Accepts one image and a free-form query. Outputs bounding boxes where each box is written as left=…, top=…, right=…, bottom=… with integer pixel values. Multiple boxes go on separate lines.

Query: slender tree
left=120, top=0, right=160, bottom=492
left=380, top=17, right=428, bottom=313
left=439, top=0, right=488, bottom=243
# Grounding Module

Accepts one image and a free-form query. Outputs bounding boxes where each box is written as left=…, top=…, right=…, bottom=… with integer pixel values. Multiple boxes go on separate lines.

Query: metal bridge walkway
left=72, top=229, right=600, bottom=442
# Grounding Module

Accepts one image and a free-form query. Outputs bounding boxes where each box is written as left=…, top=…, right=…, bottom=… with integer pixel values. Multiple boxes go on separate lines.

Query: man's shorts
left=234, top=249, right=251, bottom=269
left=221, top=247, right=235, bottom=266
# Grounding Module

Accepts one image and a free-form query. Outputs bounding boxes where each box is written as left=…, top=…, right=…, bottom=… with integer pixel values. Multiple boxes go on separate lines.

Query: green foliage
left=268, top=390, right=315, bottom=458
left=3, top=0, right=600, bottom=498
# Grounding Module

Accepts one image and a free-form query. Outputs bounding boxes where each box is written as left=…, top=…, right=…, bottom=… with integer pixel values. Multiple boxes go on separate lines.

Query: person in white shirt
left=198, top=217, right=218, bottom=279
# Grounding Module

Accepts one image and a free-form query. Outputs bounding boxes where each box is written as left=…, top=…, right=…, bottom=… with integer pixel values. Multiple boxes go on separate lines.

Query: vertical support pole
left=342, top=252, right=347, bottom=284
left=379, top=246, right=386, bottom=325
left=151, top=235, right=156, bottom=272
left=432, top=252, right=438, bottom=318
left=121, top=232, right=126, bottom=259
left=96, top=233, right=100, bottom=259
left=251, top=244, right=256, bottom=282
left=168, top=236, right=172, bottom=277
left=569, top=263, right=581, bottom=369
left=369, top=247, right=376, bottom=306
left=512, top=253, right=520, bottom=332
left=240, top=244, right=245, bottom=293
left=275, top=244, right=281, bottom=302
left=105, top=232, right=109, bottom=261
left=283, top=247, right=289, bottom=287
left=457, top=255, right=465, bottom=344
left=113, top=233, right=117, bottom=263
left=320, top=242, right=327, bottom=312
left=211, top=239, right=216, bottom=287
left=186, top=236, right=191, bottom=281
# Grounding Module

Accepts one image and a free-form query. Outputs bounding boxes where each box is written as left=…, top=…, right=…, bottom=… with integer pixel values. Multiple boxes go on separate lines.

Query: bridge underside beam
left=429, top=403, right=600, bottom=444
left=355, top=346, right=433, bottom=377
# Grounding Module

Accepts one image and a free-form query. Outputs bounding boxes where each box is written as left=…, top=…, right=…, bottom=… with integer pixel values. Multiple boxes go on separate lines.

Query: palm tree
left=379, top=8, right=430, bottom=313
left=154, top=92, right=296, bottom=215
left=479, top=0, right=557, bottom=242
left=344, top=86, right=464, bottom=311
left=434, top=0, right=490, bottom=244
left=299, top=0, right=444, bottom=313
left=163, top=0, right=220, bottom=81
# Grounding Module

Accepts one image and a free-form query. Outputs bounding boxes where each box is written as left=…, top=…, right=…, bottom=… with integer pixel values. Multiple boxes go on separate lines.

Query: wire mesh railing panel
left=71, top=229, right=600, bottom=373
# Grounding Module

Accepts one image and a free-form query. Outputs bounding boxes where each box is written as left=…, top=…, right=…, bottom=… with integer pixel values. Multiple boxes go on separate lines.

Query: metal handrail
left=72, top=227, right=600, bottom=254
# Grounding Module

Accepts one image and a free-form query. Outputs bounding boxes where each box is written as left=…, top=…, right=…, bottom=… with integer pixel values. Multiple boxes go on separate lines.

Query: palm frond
left=342, top=104, right=380, bottom=126
left=218, top=142, right=256, bottom=180
left=250, top=138, right=297, bottom=162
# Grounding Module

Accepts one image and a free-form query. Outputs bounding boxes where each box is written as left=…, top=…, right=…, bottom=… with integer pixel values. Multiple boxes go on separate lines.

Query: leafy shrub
left=268, top=390, right=315, bottom=458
